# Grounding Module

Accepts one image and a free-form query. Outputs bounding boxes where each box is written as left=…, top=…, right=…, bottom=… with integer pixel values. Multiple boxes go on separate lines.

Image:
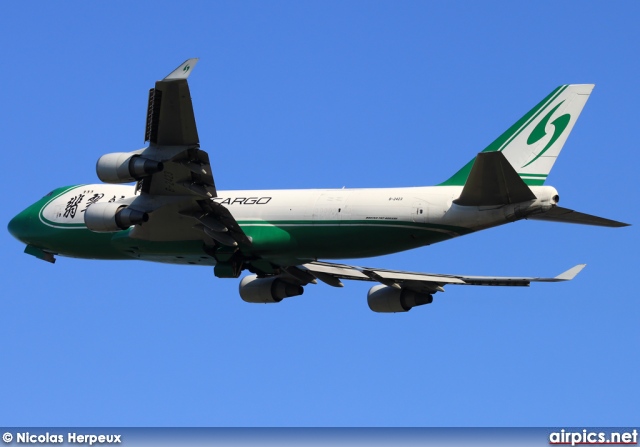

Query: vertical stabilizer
left=441, top=84, right=594, bottom=186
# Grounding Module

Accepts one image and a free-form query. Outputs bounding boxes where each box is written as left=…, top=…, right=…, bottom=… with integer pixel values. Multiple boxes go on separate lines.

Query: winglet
left=555, top=264, right=586, bottom=281
left=163, top=58, right=199, bottom=81
left=144, top=59, right=200, bottom=145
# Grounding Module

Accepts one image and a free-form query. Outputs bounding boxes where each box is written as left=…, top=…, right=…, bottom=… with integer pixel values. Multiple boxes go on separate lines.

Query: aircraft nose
left=8, top=208, right=33, bottom=243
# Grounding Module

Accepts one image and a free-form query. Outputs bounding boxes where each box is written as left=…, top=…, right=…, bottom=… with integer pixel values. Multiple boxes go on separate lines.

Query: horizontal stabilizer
left=528, top=206, right=630, bottom=227
left=454, top=152, right=536, bottom=206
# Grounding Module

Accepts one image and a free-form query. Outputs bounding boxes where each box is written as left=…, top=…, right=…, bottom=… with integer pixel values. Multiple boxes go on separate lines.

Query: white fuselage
left=37, top=183, right=559, bottom=263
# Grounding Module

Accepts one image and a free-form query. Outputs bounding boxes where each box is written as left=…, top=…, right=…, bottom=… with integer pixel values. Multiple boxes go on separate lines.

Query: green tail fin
left=440, top=84, right=594, bottom=186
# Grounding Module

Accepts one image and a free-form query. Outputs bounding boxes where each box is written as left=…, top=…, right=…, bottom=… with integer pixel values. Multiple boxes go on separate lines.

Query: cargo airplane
left=7, top=59, right=629, bottom=312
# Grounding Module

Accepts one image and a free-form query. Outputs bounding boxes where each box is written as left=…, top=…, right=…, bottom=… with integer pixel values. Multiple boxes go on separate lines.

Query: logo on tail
left=522, top=101, right=571, bottom=168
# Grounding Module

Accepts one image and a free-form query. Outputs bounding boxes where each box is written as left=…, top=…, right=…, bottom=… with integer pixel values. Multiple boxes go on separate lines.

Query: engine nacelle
left=96, top=152, right=163, bottom=183
left=84, top=202, right=149, bottom=233
left=367, top=285, right=433, bottom=313
left=239, top=275, right=304, bottom=303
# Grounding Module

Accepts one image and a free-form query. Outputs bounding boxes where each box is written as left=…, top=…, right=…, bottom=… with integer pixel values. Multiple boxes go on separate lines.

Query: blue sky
left=1, top=1, right=638, bottom=427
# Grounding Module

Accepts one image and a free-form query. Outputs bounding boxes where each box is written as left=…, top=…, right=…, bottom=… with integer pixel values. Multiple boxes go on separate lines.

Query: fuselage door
left=313, top=193, right=344, bottom=224
left=412, top=200, right=426, bottom=223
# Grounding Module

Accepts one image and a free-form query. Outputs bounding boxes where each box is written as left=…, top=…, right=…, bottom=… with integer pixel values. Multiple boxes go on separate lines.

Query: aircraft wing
left=299, top=261, right=586, bottom=294
left=125, top=59, right=251, bottom=247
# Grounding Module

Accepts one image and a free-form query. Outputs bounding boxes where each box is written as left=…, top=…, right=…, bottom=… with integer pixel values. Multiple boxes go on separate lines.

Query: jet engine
left=367, top=285, right=433, bottom=313
left=96, top=152, right=163, bottom=183
left=239, top=275, right=304, bottom=303
left=84, top=202, right=148, bottom=232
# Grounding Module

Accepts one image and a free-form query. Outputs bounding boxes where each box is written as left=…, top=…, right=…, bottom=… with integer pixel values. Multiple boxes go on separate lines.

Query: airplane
left=7, top=59, right=629, bottom=313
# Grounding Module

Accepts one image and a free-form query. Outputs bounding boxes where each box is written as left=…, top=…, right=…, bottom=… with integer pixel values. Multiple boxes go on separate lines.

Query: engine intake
left=367, top=285, right=433, bottom=313
left=96, top=152, right=163, bottom=183
left=84, top=202, right=149, bottom=232
left=239, top=275, right=303, bottom=303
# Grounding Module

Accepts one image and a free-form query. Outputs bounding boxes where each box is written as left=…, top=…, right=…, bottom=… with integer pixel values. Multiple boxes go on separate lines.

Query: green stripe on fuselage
left=18, top=211, right=472, bottom=265
left=239, top=219, right=471, bottom=260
